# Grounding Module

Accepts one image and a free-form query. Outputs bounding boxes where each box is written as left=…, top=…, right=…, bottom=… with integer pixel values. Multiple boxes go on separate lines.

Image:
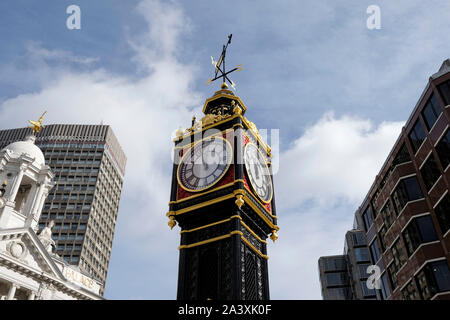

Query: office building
left=319, top=230, right=376, bottom=300
left=320, top=59, right=450, bottom=300
left=0, top=124, right=126, bottom=295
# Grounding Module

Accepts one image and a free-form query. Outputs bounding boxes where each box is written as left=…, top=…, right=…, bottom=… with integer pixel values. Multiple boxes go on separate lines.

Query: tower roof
left=1, top=135, right=45, bottom=167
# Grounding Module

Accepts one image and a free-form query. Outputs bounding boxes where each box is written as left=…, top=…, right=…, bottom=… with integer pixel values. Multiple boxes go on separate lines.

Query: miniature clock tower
left=167, top=35, right=279, bottom=300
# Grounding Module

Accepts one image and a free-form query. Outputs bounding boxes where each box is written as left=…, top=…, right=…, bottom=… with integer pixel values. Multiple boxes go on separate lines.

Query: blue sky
left=1, top=0, right=450, bottom=299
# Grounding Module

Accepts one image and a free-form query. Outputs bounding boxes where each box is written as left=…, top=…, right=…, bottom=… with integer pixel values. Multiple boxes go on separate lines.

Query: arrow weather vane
left=207, top=34, right=242, bottom=90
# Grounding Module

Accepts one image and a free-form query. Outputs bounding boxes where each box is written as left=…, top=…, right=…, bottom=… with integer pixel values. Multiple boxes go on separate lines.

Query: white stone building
left=0, top=135, right=103, bottom=300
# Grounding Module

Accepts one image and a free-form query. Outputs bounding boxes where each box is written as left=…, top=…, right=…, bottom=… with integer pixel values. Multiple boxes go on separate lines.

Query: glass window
left=326, top=272, right=347, bottom=286
left=324, top=257, right=346, bottom=272
left=393, top=143, right=411, bottom=166
left=370, top=239, right=381, bottom=263
left=392, top=238, right=407, bottom=271
left=436, top=129, right=450, bottom=170
left=352, top=232, right=366, bottom=246
left=438, top=79, right=450, bottom=105
left=420, top=154, right=441, bottom=191
left=327, top=287, right=350, bottom=300
left=435, top=193, right=450, bottom=235
left=402, top=281, right=420, bottom=300
left=362, top=207, right=373, bottom=231
left=392, top=176, right=424, bottom=213
left=409, top=119, right=427, bottom=153
left=422, top=94, right=442, bottom=130
left=360, top=282, right=376, bottom=297
left=381, top=200, right=397, bottom=229
left=403, top=215, right=438, bottom=256
left=380, top=273, right=391, bottom=300
left=358, top=264, right=371, bottom=280
left=388, top=263, right=398, bottom=290
left=354, top=247, right=370, bottom=262
left=379, top=226, right=387, bottom=252
left=416, top=260, right=450, bottom=300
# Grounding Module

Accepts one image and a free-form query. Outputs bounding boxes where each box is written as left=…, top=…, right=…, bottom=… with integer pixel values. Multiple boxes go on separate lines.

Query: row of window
left=45, top=203, right=91, bottom=210
left=53, top=167, right=100, bottom=174
left=44, top=150, right=103, bottom=157
left=48, top=159, right=102, bottom=165
left=51, top=233, right=84, bottom=241
left=40, top=223, right=87, bottom=231
left=41, top=212, right=89, bottom=220
left=38, top=143, right=105, bottom=149
left=48, top=193, right=93, bottom=201
left=402, top=260, right=450, bottom=300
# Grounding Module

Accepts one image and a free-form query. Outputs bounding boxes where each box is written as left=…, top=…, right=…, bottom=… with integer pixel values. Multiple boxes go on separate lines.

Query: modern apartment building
left=319, top=230, right=376, bottom=300
left=320, top=59, right=450, bottom=300
left=0, top=124, right=126, bottom=295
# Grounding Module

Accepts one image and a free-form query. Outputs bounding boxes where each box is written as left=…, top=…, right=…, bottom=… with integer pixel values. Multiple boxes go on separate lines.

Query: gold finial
left=235, top=194, right=244, bottom=209
left=168, top=215, right=176, bottom=230
left=28, top=111, right=47, bottom=134
left=270, top=230, right=278, bottom=242
left=233, top=105, right=242, bottom=115
left=221, top=82, right=229, bottom=90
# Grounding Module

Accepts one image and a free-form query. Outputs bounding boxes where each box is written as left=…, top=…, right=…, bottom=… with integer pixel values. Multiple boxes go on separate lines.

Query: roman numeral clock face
left=178, top=137, right=233, bottom=192
left=244, top=143, right=273, bottom=203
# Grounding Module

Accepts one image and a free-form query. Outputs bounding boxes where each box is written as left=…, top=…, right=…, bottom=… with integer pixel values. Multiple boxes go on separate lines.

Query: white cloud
left=276, top=112, right=404, bottom=210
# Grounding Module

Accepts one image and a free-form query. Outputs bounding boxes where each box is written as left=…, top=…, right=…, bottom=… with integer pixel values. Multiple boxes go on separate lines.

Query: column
left=31, top=181, right=46, bottom=215
left=6, top=283, right=18, bottom=300
left=28, top=291, right=36, bottom=300
left=8, top=167, right=26, bottom=203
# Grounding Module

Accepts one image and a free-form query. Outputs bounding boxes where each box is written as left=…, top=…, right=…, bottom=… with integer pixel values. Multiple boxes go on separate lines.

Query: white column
left=6, top=283, right=18, bottom=300
left=8, top=167, right=26, bottom=203
left=31, top=182, right=46, bottom=215
left=28, top=291, right=36, bottom=300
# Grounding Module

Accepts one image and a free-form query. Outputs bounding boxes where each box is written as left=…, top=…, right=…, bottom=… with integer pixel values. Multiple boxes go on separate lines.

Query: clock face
left=244, top=143, right=273, bottom=203
left=178, top=137, right=232, bottom=192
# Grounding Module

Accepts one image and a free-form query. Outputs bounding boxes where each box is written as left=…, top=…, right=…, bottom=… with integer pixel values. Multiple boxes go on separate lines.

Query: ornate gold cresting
left=28, top=111, right=47, bottom=134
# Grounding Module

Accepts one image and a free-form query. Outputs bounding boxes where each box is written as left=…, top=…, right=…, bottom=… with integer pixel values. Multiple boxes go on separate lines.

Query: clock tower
left=167, top=35, right=279, bottom=300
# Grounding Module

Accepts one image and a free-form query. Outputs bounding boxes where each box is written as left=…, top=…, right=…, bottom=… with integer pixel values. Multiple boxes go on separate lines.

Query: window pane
left=354, top=248, right=370, bottom=262
left=432, top=260, right=450, bottom=292
left=435, top=193, right=450, bottom=234
left=358, top=264, right=370, bottom=280
left=436, top=129, right=450, bottom=170
left=381, top=200, right=396, bottom=228
left=402, top=281, right=419, bottom=300
left=416, top=215, right=438, bottom=242
left=370, top=239, right=381, bottom=262
left=404, top=176, right=424, bottom=200
left=393, top=143, right=411, bottom=166
left=420, top=154, right=441, bottom=191
left=326, top=272, right=347, bottom=286
left=403, top=215, right=438, bottom=255
left=438, top=80, right=450, bottom=105
left=409, top=119, right=426, bottom=153
left=422, top=94, right=441, bottom=130
left=360, top=282, right=376, bottom=297
left=381, top=273, right=391, bottom=300
left=363, top=207, right=373, bottom=231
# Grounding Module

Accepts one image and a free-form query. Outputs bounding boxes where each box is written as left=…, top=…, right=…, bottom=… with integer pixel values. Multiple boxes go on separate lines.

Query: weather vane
left=28, top=111, right=47, bottom=134
left=207, top=34, right=242, bottom=90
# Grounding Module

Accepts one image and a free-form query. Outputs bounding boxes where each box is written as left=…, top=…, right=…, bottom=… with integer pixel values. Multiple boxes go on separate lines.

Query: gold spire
left=28, top=111, right=47, bottom=134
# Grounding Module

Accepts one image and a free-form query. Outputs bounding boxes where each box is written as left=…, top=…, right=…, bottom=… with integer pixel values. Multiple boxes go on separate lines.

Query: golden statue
left=28, top=111, right=47, bottom=134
